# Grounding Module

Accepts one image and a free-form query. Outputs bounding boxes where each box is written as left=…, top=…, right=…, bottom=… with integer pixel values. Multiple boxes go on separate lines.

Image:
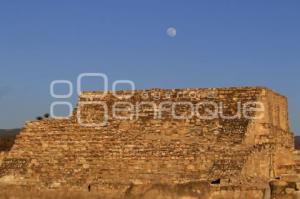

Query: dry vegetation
left=0, top=185, right=121, bottom=199
left=0, top=130, right=19, bottom=151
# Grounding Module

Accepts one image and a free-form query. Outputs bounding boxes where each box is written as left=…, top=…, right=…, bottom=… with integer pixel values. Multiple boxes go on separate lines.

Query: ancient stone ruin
left=0, top=87, right=299, bottom=198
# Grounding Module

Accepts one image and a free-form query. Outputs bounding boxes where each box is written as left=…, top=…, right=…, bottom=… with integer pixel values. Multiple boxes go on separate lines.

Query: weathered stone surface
left=0, top=86, right=297, bottom=198
left=124, top=181, right=211, bottom=199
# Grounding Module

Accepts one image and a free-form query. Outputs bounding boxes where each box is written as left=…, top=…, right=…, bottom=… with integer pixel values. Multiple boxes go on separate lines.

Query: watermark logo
left=50, top=73, right=265, bottom=127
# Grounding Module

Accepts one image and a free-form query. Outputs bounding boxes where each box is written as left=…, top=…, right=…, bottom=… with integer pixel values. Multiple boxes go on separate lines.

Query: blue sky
left=0, top=0, right=299, bottom=134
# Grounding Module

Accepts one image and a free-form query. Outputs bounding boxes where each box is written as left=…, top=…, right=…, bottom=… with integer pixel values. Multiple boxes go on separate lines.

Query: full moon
left=166, top=27, right=177, bottom=37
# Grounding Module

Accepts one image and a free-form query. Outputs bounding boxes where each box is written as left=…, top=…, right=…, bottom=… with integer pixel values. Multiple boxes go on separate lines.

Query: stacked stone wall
left=0, top=87, right=295, bottom=190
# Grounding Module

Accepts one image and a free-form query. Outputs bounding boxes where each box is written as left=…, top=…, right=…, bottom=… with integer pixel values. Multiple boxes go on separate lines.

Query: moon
left=166, top=27, right=177, bottom=37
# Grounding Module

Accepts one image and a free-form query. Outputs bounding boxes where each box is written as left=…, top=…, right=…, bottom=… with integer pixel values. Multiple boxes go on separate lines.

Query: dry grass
left=0, top=185, right=122, bottom=199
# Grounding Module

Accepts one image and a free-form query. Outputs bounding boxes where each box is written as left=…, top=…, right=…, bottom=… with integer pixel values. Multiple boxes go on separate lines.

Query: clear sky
left=0, top=1, right=299, bottom=134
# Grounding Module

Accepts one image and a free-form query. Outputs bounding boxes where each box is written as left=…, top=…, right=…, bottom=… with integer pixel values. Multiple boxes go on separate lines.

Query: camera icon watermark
left=77, top=101, right=108, bottom=127
left=77, top=73, right=108, bottom=96
left=50, top=73, right=136, bottom=124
